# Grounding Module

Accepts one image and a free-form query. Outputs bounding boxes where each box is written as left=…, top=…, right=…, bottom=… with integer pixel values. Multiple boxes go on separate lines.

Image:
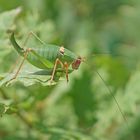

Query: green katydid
left=10, top=32, right=84, bottom=83
left=9, top=32, right=129, bottom=129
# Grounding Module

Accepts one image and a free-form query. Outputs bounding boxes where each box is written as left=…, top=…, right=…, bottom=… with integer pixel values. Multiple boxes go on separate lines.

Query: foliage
left=0, top=1, right=140, bottom=140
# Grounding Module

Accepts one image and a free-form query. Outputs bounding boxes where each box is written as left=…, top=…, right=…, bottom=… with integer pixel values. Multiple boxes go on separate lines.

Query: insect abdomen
left=37, top=45, right=60, bottom=62
left=26, top=45, right=60, bottom=69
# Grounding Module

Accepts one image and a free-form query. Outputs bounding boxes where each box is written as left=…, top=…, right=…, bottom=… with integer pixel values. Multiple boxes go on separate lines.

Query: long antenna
left=94, top=68, right=129, bottom=128
left=83, top=61, right=129, bottom=127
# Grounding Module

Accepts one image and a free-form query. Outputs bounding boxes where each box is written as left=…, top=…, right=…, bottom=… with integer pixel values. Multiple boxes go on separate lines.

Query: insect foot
left=48, top=79, right=55, bottom=86
left=5, top=76, right=16, bottom=87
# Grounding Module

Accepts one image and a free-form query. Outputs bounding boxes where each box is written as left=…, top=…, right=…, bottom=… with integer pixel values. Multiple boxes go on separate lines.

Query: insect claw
left=6, top=77, right=16, bottom=86
left=6, top=81, right=12, bottom=87
left=48, top=80, right=55, bottom=86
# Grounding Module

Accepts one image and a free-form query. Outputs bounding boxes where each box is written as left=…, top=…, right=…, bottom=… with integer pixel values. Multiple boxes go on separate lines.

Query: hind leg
left=8, top=48, right=32, bottom=82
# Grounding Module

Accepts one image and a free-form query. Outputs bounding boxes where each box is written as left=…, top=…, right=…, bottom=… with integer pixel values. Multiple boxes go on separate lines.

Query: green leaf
left=0, top=7, right=21, bottom=34
left=0, top=70, right=58, bottom=87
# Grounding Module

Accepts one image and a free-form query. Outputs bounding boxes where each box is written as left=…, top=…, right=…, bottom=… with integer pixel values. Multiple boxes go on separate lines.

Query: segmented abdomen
left=27, top=45, right=60, bottom=69
left=41, top=45, right=60, bottom=62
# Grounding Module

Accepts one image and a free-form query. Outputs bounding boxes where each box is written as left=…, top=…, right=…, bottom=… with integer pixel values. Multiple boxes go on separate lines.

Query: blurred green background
left=0, top=0, right=140, bottom=140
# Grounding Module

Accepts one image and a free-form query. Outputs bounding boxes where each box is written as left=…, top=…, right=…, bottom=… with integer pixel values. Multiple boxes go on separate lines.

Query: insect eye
left=59, top=46, right=65, bottom=55
left=72, top=59, right=81, bottom=70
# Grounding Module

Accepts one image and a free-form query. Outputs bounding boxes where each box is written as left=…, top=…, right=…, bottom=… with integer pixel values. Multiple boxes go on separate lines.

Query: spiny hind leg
left=8, top=48, right=32, bottom=82
left=23, top=31, right=45, bottom=46
left=9, top=55, right=21, bottom=74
